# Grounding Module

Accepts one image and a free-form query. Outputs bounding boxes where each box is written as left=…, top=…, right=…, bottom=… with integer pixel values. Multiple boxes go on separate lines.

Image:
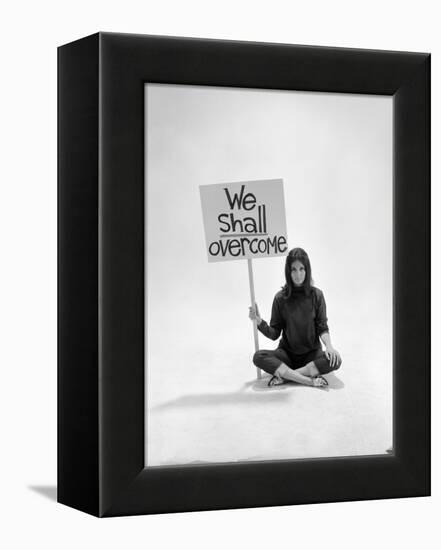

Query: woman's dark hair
left=282, top=247, right=313, bottom=298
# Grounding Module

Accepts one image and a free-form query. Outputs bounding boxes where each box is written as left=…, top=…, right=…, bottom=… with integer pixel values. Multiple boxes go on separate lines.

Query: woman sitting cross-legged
left=249, top=247, right=342, bottom=388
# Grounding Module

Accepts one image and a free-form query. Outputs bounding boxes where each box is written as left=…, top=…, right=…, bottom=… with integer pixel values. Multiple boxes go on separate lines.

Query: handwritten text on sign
left=199, top=179, right=288, bottom=262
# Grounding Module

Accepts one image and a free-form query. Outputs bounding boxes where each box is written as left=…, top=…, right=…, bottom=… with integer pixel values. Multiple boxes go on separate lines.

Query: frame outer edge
left=393, top=54, right=431, bottom=494
left=57, top=33, right=100, bottom=517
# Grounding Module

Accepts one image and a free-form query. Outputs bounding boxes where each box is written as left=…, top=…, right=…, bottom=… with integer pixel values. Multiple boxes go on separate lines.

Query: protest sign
left=199, top=179, right=287, bottom=263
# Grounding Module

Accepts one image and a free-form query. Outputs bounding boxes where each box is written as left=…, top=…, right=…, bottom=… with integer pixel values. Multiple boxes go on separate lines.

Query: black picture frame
left=58, top=32, right=430, bottom=517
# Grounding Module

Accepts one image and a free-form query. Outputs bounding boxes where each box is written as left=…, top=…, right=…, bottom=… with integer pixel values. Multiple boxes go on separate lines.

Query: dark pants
left=253, top=347, right=342, bottom=376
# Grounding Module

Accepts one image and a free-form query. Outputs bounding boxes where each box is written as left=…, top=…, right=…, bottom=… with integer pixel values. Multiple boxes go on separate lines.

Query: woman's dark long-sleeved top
left=257, top=286, right=329, bottom=355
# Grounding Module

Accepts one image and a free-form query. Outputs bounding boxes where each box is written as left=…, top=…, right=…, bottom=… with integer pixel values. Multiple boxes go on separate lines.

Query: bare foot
left=268, top=375, right=286, bottom=387
left=312, top=376, right=328, bottom=387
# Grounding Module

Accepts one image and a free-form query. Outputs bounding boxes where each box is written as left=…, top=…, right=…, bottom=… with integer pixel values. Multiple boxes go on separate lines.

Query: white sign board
left=199, top=179, right=288, bottom=263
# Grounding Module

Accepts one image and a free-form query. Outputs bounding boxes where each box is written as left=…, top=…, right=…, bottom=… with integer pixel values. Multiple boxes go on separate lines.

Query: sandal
left=313, top=375, right=328, bottom=387
left=268, top=375, right=286, bottom=387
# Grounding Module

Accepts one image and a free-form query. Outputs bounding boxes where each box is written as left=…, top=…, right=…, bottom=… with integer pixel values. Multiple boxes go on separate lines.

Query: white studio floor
left=145, top=342, right=393, bottom=467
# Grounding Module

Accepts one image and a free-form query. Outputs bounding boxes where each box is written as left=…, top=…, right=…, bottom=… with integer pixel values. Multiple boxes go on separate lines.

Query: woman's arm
left=319, top=332, right=340, bottom=367
left=316, top=290, right=341, bottom=367
left=249, top=296, right=283, bottom=341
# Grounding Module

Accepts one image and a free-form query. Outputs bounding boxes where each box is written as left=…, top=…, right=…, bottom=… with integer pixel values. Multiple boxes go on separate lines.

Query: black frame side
left=57, top=33, right=100, bottom=516
left=98, top=34, right=430, bottom=517
left=394, top=57, right=431, bottom=491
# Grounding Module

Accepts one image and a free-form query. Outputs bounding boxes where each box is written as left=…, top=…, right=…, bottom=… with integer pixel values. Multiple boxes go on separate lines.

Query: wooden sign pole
left=247, top=258, right=262, bottom=379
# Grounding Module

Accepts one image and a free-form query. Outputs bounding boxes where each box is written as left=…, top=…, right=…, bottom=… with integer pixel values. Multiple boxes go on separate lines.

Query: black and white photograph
left=145, top=84, right=393, bottom=466
left=2, top=0, right=438, bottom=548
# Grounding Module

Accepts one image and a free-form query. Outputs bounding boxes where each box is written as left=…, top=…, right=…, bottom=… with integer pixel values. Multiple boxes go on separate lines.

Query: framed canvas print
left=58, top=32, right=430, bottom=517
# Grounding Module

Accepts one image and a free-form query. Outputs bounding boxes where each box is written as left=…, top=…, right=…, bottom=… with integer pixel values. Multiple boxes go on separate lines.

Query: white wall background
left=1, top=1, right=439, bottom=549
left=146, top=85, right=392, bottom=464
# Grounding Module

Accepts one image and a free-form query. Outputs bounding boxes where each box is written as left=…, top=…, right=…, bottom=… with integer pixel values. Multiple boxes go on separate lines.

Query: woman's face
left=290, top=260, right=306, bottom=286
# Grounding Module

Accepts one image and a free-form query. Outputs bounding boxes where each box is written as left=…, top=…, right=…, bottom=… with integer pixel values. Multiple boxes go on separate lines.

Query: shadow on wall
left=151, top=390, right=292, bottom=410
left=151, top=373, right=344, bottom=411
left=28, top=485, right=57, bottom=502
